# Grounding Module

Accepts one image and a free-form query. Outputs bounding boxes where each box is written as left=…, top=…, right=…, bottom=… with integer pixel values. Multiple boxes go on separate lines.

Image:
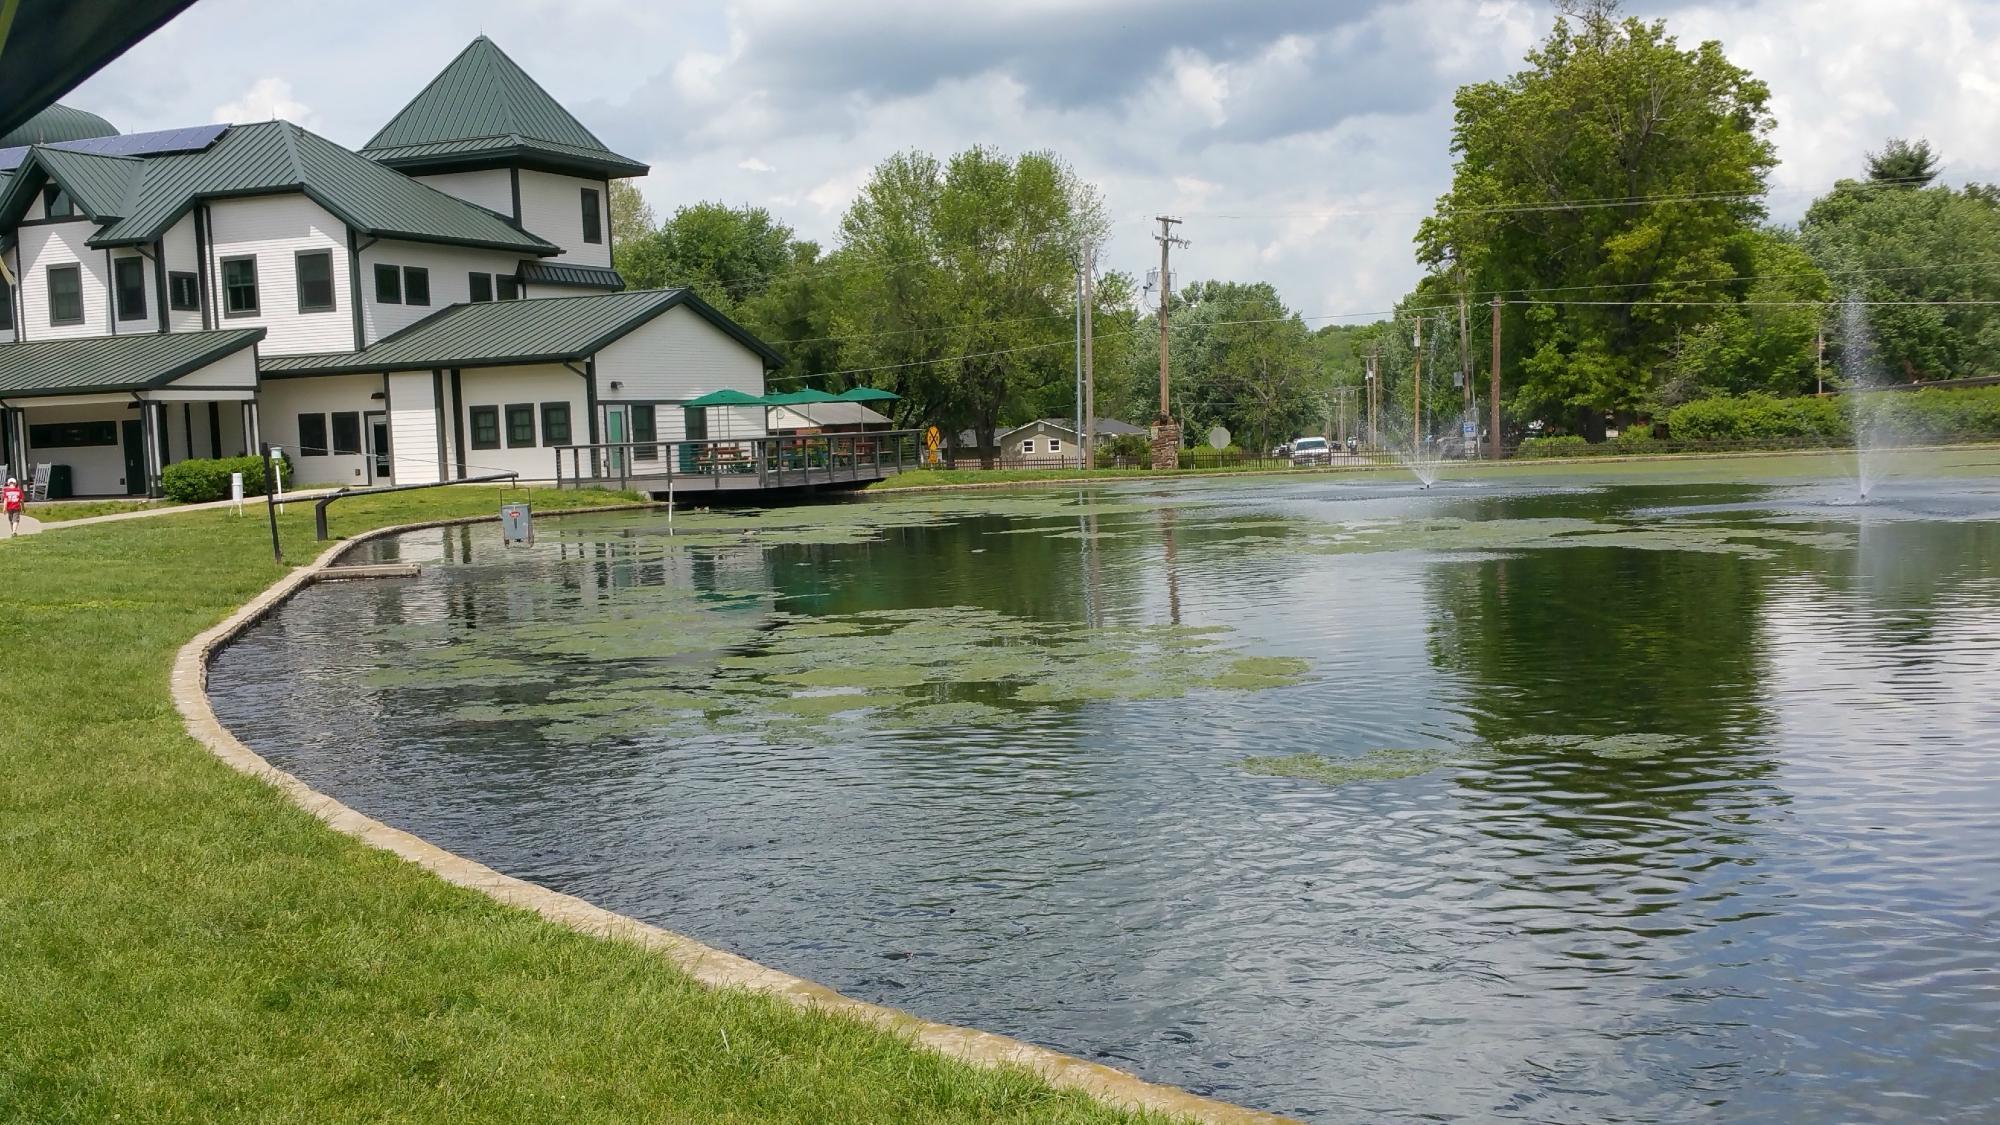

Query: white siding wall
left=358, top=239, right=528, bottom=343
left=516, top=170, right=610, bottom=266
left=414, top=170, right=514, bottom=217
left=18, top=222, right=111, bottom=339
left=455, top=364, right=586, bottom=482
left=205, top=194, right=355, bottom=356
left=161, top=214, right=202, bottom=333
left=259, top=373, right=379, bottom=486
left=594, top=304, right=768, bottom=439
left=20, top=403, right=132, bottom=495
left=386, top=370, right=442, bottom=485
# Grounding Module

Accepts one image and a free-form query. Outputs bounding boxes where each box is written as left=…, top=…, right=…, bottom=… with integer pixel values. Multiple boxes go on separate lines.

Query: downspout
left=578, top=359, right=600, bottom=445
left=105, top=249, right=117, bottom=335
left=347, top=226, right=365, bottom=349
left=431, top=368, right=447, bottom=482
left=449, top=369, right=466, bottom=478
left=194, top=204, right=213, bottom=330
left=150, top=240, right=168, bottom=333
left=380, top=371, right=393, bottom=484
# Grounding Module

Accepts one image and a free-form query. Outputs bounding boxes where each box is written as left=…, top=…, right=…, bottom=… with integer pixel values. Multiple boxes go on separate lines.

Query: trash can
left=499, top=502, right=532, bottom=545
left=48, top=464, right=72, bottom=499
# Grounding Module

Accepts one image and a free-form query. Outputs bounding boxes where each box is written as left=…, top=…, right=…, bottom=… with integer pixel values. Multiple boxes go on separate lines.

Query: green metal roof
left=0, top=327, right=263, bottom=398
left=360, top=37, right=647, bottom=179
left=259, top=288, right=783, bottom=374
left=31, top=147, right=143, bottom=220
left=0, top=104, right=118, bottom=147
left=62, top=121, right=557, bottom=254
left=520, top=260, right=624, bottom=290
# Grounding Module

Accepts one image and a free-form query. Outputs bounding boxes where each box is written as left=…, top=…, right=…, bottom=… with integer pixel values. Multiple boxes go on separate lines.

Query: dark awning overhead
left=0, top=0, right=198, bottom=142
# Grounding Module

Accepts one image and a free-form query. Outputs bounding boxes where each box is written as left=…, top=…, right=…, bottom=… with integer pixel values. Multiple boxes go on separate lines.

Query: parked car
left=1291, top=436, right=1332, bottom=466
left=1271, top=443, right=1292, bottom=459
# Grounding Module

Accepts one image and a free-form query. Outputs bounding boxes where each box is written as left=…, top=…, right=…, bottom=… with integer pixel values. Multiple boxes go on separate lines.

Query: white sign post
left=268, top=447, right=284, bottom=513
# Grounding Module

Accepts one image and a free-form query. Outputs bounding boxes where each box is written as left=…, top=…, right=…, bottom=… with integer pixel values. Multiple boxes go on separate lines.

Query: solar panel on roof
left=0, top=122, right=225, bottom=171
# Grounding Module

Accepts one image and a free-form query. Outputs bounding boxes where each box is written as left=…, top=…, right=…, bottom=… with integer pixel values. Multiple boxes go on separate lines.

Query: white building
left=0, top=37, right=779, bottom=495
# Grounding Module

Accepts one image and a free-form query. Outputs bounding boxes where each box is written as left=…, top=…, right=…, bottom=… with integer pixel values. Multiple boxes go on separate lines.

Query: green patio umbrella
left=683, top=388, right=769, bottom=407
left=764, top=388, right=842, bottom=405
left=835, top=386, right=900, bottom=402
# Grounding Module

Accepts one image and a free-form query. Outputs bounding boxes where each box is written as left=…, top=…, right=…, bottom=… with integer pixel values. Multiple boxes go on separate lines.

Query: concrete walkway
left=4, top=491, right=338, bottom=539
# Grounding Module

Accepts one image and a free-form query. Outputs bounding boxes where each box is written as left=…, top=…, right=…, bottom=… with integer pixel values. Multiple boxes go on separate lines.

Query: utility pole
left=1490, top=295, right=1503, bottom=460
left=1815, top=326, right=1825, bottom=395
left=1152, top=215, right=1188, bottom=470
left=1083, top=246, right=1096, bottom=470
left=1411, top=315, right=1423, bottom=451
left=1365, top=347, right=1380, bottom=450
left=1458, top=282, right=1472, bottom=457
left=1074, top=260, right=1084, bottom=470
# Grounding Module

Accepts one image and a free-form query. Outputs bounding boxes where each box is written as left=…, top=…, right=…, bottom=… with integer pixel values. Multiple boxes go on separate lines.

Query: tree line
left=612, top=0, right=2000, bottom=454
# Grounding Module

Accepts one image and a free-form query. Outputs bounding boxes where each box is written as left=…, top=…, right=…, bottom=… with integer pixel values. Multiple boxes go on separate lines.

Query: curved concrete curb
left=171, top=509, right=1296, bottom=1125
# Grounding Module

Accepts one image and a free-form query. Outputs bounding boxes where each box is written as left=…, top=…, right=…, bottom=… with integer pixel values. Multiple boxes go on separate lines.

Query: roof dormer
left=358, top=37, right=647, bottom=181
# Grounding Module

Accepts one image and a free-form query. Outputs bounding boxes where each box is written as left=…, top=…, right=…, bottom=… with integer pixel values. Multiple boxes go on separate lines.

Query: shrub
left=1515, top=435, right=1593, bottom=459
left=1095, top=434, right=1149, bottom=467
left=160, top=454, right=291, bottom=503
left=1666, top=386, right=2000, bottom=446
left=1612, top=426, right=1666, bottom=455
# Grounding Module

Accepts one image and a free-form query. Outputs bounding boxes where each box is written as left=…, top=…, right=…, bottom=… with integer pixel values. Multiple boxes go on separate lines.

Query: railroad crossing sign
left=925, top=425, right=942, bottom=466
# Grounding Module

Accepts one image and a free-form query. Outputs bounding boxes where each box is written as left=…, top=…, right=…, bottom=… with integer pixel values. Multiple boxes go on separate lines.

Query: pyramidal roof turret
left=360, top=36, right=647, bottom=179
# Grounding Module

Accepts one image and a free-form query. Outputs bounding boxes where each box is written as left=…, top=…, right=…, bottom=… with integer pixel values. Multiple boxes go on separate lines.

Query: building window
left=403, top=266, right=430, bottom=306
left=0, top=275, right=13, bottom=331
left=505, top=403, right=535, bottom=448
left=1020, top=439, right=1036, bottom=455
left=221, top=256, right=259, bottom=316
left=296, top=250, right=335, bottom=313
left=46, top=264, right=83, bottom=325
left=42, top=184, right=75, bottom=219
left=469, top=406, right=500, bottom=450
left=114, top=257, right=148, bottom=321
left=580, top=187, right=602, bottom=244
left=28, top=421, right=116, bottom=448
left=330, top=411, right=362, bottom=456
left=1048, top=438, right=1063, bottom=455
left=297, top=413, right=328, bottom=457
left=631, top=405, right=657, bottom=461
left=496, top=275, right=520, bottom=301
left=540, top=402, right=571, bottom=445
left=169, top=271, right=199, bottom=311
left=374, top=263, right=402, bottom=304
left=468, top=272, right=493, bottom=303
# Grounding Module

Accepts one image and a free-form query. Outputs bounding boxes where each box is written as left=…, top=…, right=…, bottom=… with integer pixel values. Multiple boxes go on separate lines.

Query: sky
left=66, top=0, right=2000, bottom=323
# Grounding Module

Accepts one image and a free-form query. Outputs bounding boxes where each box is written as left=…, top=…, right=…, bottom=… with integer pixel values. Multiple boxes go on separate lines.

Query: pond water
left=211, top=452, right=2000, bottom=1122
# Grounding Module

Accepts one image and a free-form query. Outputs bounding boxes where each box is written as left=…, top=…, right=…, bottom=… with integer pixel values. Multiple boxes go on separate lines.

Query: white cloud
left=212, top=77, right=316, bottom=129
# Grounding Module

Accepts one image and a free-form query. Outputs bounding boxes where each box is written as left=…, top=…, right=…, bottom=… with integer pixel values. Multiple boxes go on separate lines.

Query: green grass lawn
left=28, top=498, right=177, bottom=522
left=0, top=484, right=1162, bottom=1124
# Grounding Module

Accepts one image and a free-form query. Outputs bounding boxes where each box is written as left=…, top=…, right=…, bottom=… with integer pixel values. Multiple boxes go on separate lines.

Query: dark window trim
left=539, top=401, right=571, bottom=446
left=373, top=262, right=402, bottom=304
left=504, top=402, right=535, bottom=448
left=468, top=271, right=493, bottom=303
left=580, top=187, right=602, bottom=244
left=468, top=405, right=501, bottom=450
left=46, top=263, right=83, bottom=326
left=329, top=410, right=362, bottom=456
left=496, top=275, right=520, bottom=301
left=168, top=271, right=200, bottom=312
left=220, top=254, right=260, bottom=318
left=0, top=273, right=13, bottom=331
left=296, top=412, right=328, bottom=457
left=295, top=249, right=336, bottom=314
left=402, top=265, right=430, bottom=307
left=114, top=256, right=148, bottom=322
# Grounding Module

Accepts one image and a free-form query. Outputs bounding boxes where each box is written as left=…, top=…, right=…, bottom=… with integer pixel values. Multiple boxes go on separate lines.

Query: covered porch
left=0, top=329, right=264, bottom=497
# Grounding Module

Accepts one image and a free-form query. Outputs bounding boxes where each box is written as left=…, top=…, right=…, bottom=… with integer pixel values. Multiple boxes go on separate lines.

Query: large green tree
left=1417, top=0, right=1777, bottom=433
left=1800, top=152, right=2000, bottom=381
left=615, top=202, right=801, bottom=317
left=834, top=147, right=1108, bottom=461
left=1114, top=281, right=1322, bottom=452
left=1659, top=227, right=1832, bottom=403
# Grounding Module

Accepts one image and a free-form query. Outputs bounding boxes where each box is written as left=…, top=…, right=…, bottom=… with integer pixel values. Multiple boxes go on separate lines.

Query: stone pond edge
left=168, top=505, right=1296, bottom=1125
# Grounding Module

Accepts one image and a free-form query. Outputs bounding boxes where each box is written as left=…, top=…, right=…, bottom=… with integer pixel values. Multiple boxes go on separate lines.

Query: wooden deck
left=552, top=431, right=920, bottom=499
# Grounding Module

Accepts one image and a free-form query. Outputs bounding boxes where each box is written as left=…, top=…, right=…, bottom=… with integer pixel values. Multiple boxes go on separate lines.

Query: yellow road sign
left=925, top=425, right=941, bottom=451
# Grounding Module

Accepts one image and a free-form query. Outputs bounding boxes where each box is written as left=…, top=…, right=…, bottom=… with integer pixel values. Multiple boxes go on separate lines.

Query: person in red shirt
left=3, top=476, right=25, bottom=536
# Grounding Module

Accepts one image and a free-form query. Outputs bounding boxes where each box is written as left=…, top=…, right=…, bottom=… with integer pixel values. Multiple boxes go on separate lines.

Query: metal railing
left=314, top=470, right=518, bottom=540
left=553, top=429, right=924, bottom=492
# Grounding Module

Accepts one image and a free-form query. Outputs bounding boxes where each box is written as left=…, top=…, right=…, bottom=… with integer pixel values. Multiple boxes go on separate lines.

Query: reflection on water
left=211, top=460, right=2000, bottom=1122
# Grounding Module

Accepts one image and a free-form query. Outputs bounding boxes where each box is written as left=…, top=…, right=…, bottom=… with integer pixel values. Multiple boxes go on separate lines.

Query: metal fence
left=553, top=429, right=924, bottom=491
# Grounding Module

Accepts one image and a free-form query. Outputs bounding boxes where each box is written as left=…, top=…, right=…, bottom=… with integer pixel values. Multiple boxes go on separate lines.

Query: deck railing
left=553, top=429, right=924, bottom=491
